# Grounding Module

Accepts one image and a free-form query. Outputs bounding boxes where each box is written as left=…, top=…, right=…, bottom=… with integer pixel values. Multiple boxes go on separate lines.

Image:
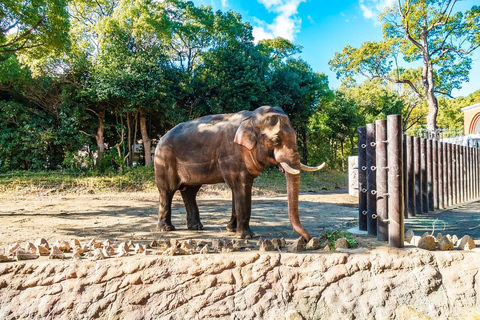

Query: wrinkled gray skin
left=154, top=106, right=314, bottom=241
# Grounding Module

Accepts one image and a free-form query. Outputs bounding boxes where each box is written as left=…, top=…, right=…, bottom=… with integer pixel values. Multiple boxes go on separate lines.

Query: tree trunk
left=423, top=58, right=438, bottom=136
left=139, top=108, right=152, bottom=167
left=126, top=112, right=133, bottom=166
left=95, top=103, right=106, bottom=161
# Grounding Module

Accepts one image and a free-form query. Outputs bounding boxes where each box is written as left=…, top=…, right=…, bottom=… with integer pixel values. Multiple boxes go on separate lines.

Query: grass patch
left=0, top=167, right=348, bottom=196
left=320, top=230, right=358, bottom=250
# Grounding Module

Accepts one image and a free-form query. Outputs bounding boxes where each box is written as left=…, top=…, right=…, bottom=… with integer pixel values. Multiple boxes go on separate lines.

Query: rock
left=134, top=243, right=145, bottom=254
left=70, top=239, right=81, bottom=249
left=457, top=235, right=476, bottom=250
left=323, top=244, right=331, bottom=251
left=271, top=238, right=284, bottom=250
left=211, top=239, right=224, bottom=252
left=0, top=254, right=10, bottom=262
left=15, top=249, right=39, bottom=261
left=49, top=246, right=65, bottom=259
left=91, top=248, right=105, bottom=260
left=285, top=310, right=304, bottom=320
left=149, top=240, right=159, bottom=248
left=24, top=242, right=37, bottom=254
left=72, top=251, right=82, bottom=260
left=259, top=240, right=275, bottom=252
left=169, top=239, right=178, bottom=247
left=452, top=234, right=459, bottom=244
left=306, top=238, right=322, bottom=250
left=102, top=246, right=116, bottom=257
left=222, top=241, right=234, bottom=253
left=118, top=242, right=130, bottom=253
left=335, top=238, right=349, bottom=249
left=438, top=236, right=454, bottom=251
left=34, top=238, right=49, bottom=249
left=102, top=239, right=111, bottom=247
left=410, top=236, right=421, bottom=246
left=199, top=245, right=210, bottom=254
left=8, top=243, right=20, bottom=255
left=162, top=245, right=177, bottom=256
left=418, top=235, right=438, bottom=251
left=116, top=246, right=129, bottom=257
left=87, top=238, right=101, bottom=249
left=405, top=229, right=415, bottom=243
left=53, top=240, right=71, bottom=252
left=436, top=233, right=443, bottom=241
left=36, top=245, right=50, bottom=256
left=178, top=242, right=195, bottom=255
left=287, top=238, right=304, bottom=253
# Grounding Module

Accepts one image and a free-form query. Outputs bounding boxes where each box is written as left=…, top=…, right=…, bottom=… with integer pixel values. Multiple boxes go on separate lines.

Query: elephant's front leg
left=156, top=189, right=176, bottom=231
left=180, top=185, right=204, bottom=230
left=231, top=180, right=255, bottom=239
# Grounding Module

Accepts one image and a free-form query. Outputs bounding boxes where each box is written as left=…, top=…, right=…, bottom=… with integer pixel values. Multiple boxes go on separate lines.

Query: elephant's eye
left=270, top=136, right=281, bottom=146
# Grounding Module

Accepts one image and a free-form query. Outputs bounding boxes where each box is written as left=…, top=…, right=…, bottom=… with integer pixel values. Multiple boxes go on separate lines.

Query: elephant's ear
left=234, top=117, right=256, bottom=150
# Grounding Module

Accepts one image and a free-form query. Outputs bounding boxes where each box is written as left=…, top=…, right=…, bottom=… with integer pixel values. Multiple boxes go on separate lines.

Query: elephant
left=153, top=106, right=325, bottom=241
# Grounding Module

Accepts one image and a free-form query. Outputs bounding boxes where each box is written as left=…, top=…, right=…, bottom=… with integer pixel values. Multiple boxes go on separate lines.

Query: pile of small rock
left=405, top=229, right=477, bottom=251
left=0, top=235, right=354, bottom=263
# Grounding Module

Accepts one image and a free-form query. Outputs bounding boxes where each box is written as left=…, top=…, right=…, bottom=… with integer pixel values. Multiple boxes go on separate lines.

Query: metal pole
left=407, top=135, right=415, bottom=216
left=366, top=123, right=377, bottom=236
left=376, top=119, right=388, bottom=242
left=421, top=138, right=428, bottom=213
left=414, top=137, right=422, bottom=214
left=427, top=139, right=434, bottom=211
left=387, top=115, right=404, bottom=248
left=358, top=126, right=367, bottom=231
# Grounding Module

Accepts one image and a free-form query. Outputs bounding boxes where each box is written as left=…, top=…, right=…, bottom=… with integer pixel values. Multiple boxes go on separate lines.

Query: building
left=461, top=103, right=480, bottom=134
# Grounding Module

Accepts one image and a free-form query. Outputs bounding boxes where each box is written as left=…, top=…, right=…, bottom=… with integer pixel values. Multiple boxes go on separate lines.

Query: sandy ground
left=0, top=190, right=360, bottom=252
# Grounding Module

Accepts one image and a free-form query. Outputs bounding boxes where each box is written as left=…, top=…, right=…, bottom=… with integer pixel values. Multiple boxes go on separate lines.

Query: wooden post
left=387, top=115, right=404, bottom=248
left=452, top=144, right=458, bottom=206
left=366, top=123, right=377, bottom=236
left=460, top=145, right=465, bottom=203
left=433, top=139, right=439, bottom=209
left=414, top=137, right=422, bottom=214
left=421, top=138, right=428, bottom=213
left=403, top=134, right=408, bottom=218
left=443, top=141, right=449, bottom=207
left=406, top=136, right=415, bottom=216
left=427, top=139, right=434, bottom=211
left=447, top=143, right=453, bottom=207
left=438, top=142, right=444, bottom=209
left=358, top=127, right=367, bottom=231
left=376, top=119, right=388, bottom=242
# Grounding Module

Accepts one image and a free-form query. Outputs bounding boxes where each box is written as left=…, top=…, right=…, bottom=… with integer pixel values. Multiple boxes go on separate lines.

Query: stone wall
left=1, top=248, right=479, bottom=319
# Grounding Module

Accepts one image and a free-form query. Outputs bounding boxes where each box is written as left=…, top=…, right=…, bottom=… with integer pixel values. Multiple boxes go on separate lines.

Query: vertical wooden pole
left=407, top=136, right=415, bottom=216
left=443, top=141, right=449, bottom=207
left=433, top=139, right=439, bottom=209
left=447, top=143, right=453, bottom=207
left=438, top=142, right=445, bottom=209
left=358, top=127, right=367, bottom=231
left=376, top=119, right=388, bottom=242
left=414, top=137, right=422, bottom=214
left=403, top=134, right=408, bottom=218
left=366, top=123, right=377, bottom=236
left=421, top=138, right=428, bottom=213
left=387, top=115, right=404, bottom=248
left=427, top=139, right=434, bottom=211
left=452, top=144, right=458, bottom=206
left=460, top=145, right=465, bottom=203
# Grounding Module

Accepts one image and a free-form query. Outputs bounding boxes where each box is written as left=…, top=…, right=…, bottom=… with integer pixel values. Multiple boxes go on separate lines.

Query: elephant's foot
left=226, top=223, right=236, bottom=232
left=156, top=222, right=176, bottom=232
left=188, top=221, right=204, bottom=230
left=235, top=228, right=255, bottom=239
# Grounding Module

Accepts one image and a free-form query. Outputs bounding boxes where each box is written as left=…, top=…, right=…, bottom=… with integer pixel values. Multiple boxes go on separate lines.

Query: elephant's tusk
left=300, top=162, right=326, bottom=172
left=280, top=162, right=300, bottom=175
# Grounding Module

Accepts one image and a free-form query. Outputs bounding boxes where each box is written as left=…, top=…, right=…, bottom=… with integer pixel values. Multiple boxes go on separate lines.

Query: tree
left=330, top=1, right=480, bottom=134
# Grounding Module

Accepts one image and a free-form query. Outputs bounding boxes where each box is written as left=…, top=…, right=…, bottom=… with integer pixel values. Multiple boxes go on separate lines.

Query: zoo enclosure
left=357, top=115, right=480, bottom=248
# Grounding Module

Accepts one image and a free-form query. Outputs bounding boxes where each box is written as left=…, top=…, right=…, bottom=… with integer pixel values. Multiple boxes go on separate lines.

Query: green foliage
left=321, top=230, right=357, bottom=250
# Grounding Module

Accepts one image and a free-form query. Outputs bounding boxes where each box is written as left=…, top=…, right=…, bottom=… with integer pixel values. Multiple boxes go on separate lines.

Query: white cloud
left=359, top=0, right=396, bottom=24
left=221, top=0, right=228, bottom=7
left=252, top=0, right=306, bottom=42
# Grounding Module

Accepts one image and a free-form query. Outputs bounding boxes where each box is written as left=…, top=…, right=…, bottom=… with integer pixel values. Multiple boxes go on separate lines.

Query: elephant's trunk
left=286, top=171, right=312, bottom=242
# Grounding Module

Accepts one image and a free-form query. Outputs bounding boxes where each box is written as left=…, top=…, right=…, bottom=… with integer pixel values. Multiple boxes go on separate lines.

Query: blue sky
left=192, top=0, right=480, bottom=98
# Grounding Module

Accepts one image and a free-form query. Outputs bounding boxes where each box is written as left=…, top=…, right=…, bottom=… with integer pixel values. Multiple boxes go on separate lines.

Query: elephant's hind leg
left=181, top=185, right=204, bottom=230
left=156, top=189, right=176, bottom=231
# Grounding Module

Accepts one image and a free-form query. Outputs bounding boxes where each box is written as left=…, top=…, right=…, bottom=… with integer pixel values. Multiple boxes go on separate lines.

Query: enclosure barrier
left=357, top=115, right=480, bottom=248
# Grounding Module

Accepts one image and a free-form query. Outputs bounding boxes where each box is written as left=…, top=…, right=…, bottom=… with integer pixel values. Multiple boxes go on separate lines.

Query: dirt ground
left=0, top=190, right=361, bottom=252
